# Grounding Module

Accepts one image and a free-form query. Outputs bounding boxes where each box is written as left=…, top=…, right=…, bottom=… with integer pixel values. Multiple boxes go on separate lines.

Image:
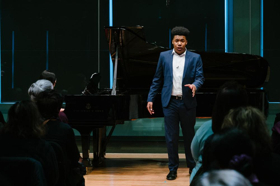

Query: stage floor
left=84, top=153, right=190, bottom=186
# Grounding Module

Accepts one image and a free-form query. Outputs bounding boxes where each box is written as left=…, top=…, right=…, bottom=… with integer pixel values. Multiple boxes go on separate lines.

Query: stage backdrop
left=1, top=0, right=278, bottom=102
left=263, top=0, right=280, bottom=102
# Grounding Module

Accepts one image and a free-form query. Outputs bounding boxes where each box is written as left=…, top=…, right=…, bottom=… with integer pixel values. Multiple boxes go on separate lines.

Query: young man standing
left=147, top=26, right=204, bottom=180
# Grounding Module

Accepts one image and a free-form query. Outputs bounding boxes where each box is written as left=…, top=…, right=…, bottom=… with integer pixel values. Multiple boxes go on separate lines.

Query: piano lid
left=104, top=26, right=269, bottom=90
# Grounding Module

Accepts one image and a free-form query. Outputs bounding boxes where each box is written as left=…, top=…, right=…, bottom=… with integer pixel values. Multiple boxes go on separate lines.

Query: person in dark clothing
left=200, top=128, right=259, bottom=185
left=0, top=100, right=58, bottom=186
left=190, top=81, right=248, bottom=183
left=28, top=77, right=68, bottom=124
left=36, top=89, right=85, bottom=186
left=147, top=26, right=205, bottom=180
left=222, top=106, right=280, bottom=186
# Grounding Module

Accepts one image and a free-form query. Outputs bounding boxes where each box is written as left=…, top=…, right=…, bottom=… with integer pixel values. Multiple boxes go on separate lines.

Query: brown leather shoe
left=166, top=171, right=177, bottom=180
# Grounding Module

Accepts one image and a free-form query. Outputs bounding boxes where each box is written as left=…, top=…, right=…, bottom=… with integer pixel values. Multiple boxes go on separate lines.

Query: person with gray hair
left=28, top=79, right=54, bottom=101
left=28, top=79, right=68, bottom=123
left=195, top=170, right=251, bottom=186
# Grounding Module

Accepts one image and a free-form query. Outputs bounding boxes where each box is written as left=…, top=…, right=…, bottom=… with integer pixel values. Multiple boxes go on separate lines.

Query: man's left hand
left=184, top=84, right=196, bottom=97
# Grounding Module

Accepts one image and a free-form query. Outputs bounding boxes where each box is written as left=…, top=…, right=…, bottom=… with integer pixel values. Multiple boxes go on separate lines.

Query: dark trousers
left=162, top=98, right=196, bottom=172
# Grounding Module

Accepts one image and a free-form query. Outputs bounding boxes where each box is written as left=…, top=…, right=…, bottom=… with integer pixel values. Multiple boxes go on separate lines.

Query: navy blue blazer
left=147, top=50, right=204, bottom=109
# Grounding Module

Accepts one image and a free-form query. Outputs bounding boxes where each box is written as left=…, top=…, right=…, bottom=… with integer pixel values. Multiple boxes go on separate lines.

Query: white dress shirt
left=171, top=49, right=186, bottom=96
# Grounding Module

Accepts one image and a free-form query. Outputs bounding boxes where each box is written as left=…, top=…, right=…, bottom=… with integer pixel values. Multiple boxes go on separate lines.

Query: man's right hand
left=147, top=102, right=155, bottom=115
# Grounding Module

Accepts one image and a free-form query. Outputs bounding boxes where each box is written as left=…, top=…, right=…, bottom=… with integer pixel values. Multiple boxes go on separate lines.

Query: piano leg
left=92, top=127, right=106, bottom=166
left=80, top=131, right=92, bottom=167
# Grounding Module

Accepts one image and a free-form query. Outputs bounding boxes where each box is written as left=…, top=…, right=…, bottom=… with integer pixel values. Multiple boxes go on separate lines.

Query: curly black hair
left=171, top=26, right=190, bottom=39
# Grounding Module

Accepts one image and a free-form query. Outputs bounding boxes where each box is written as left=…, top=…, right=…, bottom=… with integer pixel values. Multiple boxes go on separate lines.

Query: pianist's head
left=36, top=89, right=63, bottom=121
left=2, top=100, right=45, bottom=138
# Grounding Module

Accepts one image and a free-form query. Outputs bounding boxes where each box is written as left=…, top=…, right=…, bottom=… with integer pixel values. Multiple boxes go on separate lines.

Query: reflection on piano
left=64, top=26, right=270, bottom=166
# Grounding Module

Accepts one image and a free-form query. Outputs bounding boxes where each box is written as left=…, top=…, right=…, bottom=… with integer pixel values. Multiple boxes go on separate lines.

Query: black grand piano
left=64, top=26, right=269, bottom=166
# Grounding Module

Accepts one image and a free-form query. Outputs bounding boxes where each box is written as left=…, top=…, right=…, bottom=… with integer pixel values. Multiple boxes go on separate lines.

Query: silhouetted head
left=195, top=170, right=251, bottom=186
left=36, top=89, right=63, bottom=120
left=222, top=106, right=272, bottom=155
left=39, top=70, right=57, bottom=86
left=2, top=100, right=44, bottom=138
left=203, top=128, right=255, bottom=176
left=212, top=81, right=248, bottom=133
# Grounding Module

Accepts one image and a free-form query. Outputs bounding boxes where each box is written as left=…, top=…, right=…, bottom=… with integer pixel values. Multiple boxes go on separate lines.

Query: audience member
left=28, top=79, right=54, bottom=101
left=0, top=100, right=58, bottom=186
left=190, top=81, right=248, bottom=182
left=194, top=170, right=251, bottom=186
left=222, top=106, right=280, bottom=185
left=211, top=82, right=248, bottom=133
left=36, top=89, right=85, bottom=186
left=28, top=79, right=68, bottom=123
left=39, top=70, right=57, bottom=87
left=200, top=128, right=258, bottom=185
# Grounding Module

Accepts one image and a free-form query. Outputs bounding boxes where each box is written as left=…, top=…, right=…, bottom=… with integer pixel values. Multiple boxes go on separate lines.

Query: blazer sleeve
left=192, top=55, right=204, bottom=90
left=147, top=53, right=164, bottom=102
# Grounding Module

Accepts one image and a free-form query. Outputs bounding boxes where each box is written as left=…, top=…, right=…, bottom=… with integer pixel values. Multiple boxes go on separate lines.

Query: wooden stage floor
left=84, top=153, right=190, bottom=186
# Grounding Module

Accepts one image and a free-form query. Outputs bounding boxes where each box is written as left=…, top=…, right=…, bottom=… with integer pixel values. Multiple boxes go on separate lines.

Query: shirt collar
left=172, top=48, right=187, bottom=57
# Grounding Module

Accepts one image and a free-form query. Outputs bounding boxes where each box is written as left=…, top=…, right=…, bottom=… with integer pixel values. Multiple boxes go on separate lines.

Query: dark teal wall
left=263, top=0, right=280, bottom=102
left=113, top=0, right=224, bottom=52
left=2, top=0, right=279, bottom=101
left=233, top=0, right=260, bottom=55
left=1, top=0, right=225, bottom=102
left=1, top=0, right=110, bottom=101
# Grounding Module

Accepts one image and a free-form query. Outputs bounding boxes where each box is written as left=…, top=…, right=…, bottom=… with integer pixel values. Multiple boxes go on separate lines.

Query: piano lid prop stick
left=111, top=46, right=118, bottom=95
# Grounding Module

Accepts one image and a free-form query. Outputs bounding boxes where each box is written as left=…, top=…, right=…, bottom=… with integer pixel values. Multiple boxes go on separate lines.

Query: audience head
left=36, top=89, right=63, bottom=120
left=212, top=81, right=248, bottom=133
left=28, top=79, right=54, bottom=101
left=222, top=106, right=272, bottom=155
left=0, top=111, right=6, bottom=125
left=2, top=100, right=44, bottom=138
left=203, top=128, right=255, bottom=181
left=39, top=70, right=57, bottom=86
left=195, top=170, right=251, bottom=186
left=171, top=26, right=190, bottom=40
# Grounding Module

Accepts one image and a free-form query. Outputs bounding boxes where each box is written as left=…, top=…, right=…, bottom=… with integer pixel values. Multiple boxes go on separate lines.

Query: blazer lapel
left=167, top=50, right=173, bottom=80
left=183, top=50, right=190, bottom=80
